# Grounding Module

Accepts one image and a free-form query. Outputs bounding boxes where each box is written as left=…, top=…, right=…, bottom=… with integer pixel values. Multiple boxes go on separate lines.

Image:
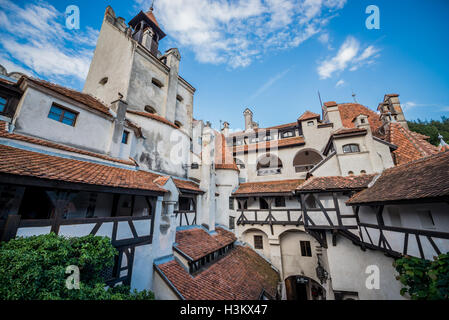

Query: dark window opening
left=48, top=104, right=77, bottom=126
left=174, top=121, right=183, bottom=128
left=343, top=144, right=360, bottom=154
left=282, top=131, right=295, bottom=138
left=99, top=77, right=108, bottom=85
left=0, top=96, right=7, bottom=113
left=300, top=241, right=312, bottom=257
left=18, top=188, right=54, bottom=220
left=254, top=235, right=264, bottom=249
left=259, top=198, right=269, bottom=210
left=229, top=216, right=235, bottom=230
left=122, top=131, right=130, bottom=144
left=152, top=78, right=164, bottom=88
left=144, top=105, right=157, bottom=114
left=229, top=198, right=234, bottom=210
left=179, top=197, right=191, bottom=211
left=275, top=197, right=286, bottom=208
left=237, top=201, right=248, bottom=210
left=305, top=194, right=317, bottom=209
left=176, top=95, right=184, bottom=102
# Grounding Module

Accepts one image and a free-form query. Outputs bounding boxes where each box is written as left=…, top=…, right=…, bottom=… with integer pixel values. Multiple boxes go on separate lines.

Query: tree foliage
left=394, top=253, right=449, bottom=300
left=0, top=233, right=154, bottom=300
left=408, top=116, right=449, bottom=146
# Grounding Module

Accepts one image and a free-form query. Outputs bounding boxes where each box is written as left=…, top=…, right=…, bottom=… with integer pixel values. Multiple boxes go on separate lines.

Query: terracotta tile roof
left=0, top=121, right=135, bottom=166
left=215, top=133, right=239, bottom=171
left=324, top=101, right=338, bottom=107
left=156, top=245, right=279, bottom=300
left=233, top=179, right=305, bottom=196
left=298, top=175, right=376, bottom=192
left=383, top=123, right=439, bottom=165
left=347, top=151, right=449, bottom=205
left=173, top=178, right=203, bottom=193
left=175, top=227, right=236, bottom=261
left=232, top=136, right=305, bottom=154
left=228, top=122, right=298, bottom=138
left=298, top=111, right=320, bottom=121
left=0, top=144, right=166, bottom=193
left=145, top=10, right=159, bottom=27
left=338, top=103, right=383, bottom=133
left=127, top=109, right=179, bottom=129
left=24, top=77, right=111, bottom=117
left=0, top=77, right=16, bottom=86
left=333, top=127, right=367, bottom=137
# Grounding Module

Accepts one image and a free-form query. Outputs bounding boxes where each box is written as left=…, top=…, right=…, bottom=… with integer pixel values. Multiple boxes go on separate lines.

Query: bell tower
left=128, top=6, right=166, bottom=57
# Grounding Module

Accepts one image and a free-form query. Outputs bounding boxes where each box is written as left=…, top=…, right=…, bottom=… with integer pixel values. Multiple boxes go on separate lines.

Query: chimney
left=109, top=97, right=128, bottom=158
left=322, top=101, right=343, bottom=129
left=378, top=94, right=409, bottom=130
left=221, top=121, right=230, bottom=137
left=244, top=108, right=254, bottom=131
left=353, top=114, right=370, bottom=131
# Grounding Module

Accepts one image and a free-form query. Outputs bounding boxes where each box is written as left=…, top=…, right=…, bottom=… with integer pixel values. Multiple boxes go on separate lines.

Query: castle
left=0, top=6, right=448, bottom=300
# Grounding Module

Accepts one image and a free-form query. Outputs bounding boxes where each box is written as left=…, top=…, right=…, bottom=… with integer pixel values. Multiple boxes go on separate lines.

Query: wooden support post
left=1, top=214, right=20, bottom=242
left=332, top=193, right=343, bottom=226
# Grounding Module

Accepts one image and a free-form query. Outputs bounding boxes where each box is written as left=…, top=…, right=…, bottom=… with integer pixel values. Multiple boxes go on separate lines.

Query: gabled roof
left=382, top=122, right=439, bottom=165
left=155, top=245, right=279, bottom=300
left=174, top=227, right=236, bottom=261
left=20, top=77, right=111, bottom=117
left=153, top=176, right=203, bottom=194
left=233, top=179, right=305, bottom=196
left=0, top=144, right=166, bottom=193
left=298, top=111, right=320, bottom=121
left=347, top=151, right=449, bottom=205
left=126, top=109, right=179, bottom=129
left=338, top=103, right=383, bottom=133
left=297, top=175, right=376, bottom=192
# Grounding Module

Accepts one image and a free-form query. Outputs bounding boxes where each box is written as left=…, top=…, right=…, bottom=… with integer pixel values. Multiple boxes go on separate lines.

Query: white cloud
left=0, top=0, right=98, bottom=83
left=404, top=101, right=449, bottom=112
left=136, top=0, right=347, bottom=68
left=317, top=36, right=380, bottom=79
left=335, top=79, right=345, bottom=87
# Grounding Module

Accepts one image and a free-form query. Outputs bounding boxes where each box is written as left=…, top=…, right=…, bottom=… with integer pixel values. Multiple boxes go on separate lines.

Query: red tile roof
left=127, top=109, right=179, bottom=129
left=333, top=127, right=367, bottom=137
left=156, top=245, right=279, bottom=300
left=232, top=136, right=305, bottom=154
left=233, top=179, right=305, bottom=196
left=298, top=175, right=376, bottom=192
left=338, top=103, right=383, bottom=133
left=298, top=111, right=320, bottom=121
left=145, top=9, right=160, bottom=27
left=173, top=178, right=203, bottom=193
left=175, top=227, right=236, bottom=261
left=348, top=151, right=449, bottom=205
left=383, top=123, right=439, bottom=165
left=23, top=77, right=111, bottom=117
left=215, top=133, right=239, bottom=171
left=0, top=144, right=166, bottom=193
left=0, top=121, right=135, bottom=166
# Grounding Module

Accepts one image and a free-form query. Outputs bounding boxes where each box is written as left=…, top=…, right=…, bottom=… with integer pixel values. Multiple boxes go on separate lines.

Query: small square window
left=307, top=121, right=314, bottom=126
left=282, top=131, right=295, bottom=138
left=122, top=131, right=130, bottom=144
left=300, top=241, right=312, bottom=257
left=48, top=104, right=77, bottom=126
left=0, top=96, right=7, bottom=113
left=229, top=216, right=235, bottom=230
left=254, top=236, right=264, bottom=250
left=229, top=198, right=234, bottom=210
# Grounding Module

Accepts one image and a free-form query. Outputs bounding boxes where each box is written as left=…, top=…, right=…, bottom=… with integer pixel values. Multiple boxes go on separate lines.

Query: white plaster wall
left=215, top=169, right=239, bottom=227
left=14, top=88, right=113, bottom=154
left=326, top=234, right=406, bottom=300
left=153, top=270, right=180, bottom=300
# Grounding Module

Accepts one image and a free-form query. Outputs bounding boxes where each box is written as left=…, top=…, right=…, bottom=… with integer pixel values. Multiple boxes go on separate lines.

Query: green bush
left=394, top=253, right=449, bottom=300
left=0, top=233, right=154, bottom=300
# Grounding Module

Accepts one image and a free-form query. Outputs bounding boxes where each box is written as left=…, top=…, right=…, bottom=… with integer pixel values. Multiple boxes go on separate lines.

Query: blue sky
left=0, top=0, right=448, bottom=131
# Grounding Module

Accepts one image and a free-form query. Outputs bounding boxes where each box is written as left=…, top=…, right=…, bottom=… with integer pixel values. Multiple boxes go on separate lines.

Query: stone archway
left=293, top=149, right=323, bottom=173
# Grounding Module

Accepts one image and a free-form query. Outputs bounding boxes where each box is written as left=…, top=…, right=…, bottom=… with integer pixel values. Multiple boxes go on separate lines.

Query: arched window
left=145, top=105, right=157, bottom=114
left=293, top=149, right=323, bottom=173
left=343, top=144, right=360, bottom=154
left=152, top=78, right=164, bottom=89
left=360, top=170, right=367, bottom=175
left=348, top=171, right=354, bottom=176
left=99, top=77, right=108, bottom=85
left=174, top=121, right=183, bottom=128
left=257, top=154, right=283, bottom=176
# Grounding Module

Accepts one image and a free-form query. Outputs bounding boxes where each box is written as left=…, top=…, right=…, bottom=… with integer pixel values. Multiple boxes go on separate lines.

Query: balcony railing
left=257, top=168, right=282, bottom=176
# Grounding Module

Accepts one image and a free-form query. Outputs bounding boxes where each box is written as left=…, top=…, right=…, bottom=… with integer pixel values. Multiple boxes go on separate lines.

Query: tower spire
left=150, top=0, right=155, bottom=11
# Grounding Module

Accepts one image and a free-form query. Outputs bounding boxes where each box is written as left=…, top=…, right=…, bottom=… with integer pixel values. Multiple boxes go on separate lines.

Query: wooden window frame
left=122, top=130, right=130, bottom=145
left=343, top=144, right=361, bottom=154
left=229, top=198, right=234, bottom=210
left=254, top=235, right=264, bottom=250
left=48, top=103, right=78, bottom=127
left=300, top=241, right=312, bottom=257
left=0, top=96, right=7, bottom=113
left=152, top=78, right=164, bottom=89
